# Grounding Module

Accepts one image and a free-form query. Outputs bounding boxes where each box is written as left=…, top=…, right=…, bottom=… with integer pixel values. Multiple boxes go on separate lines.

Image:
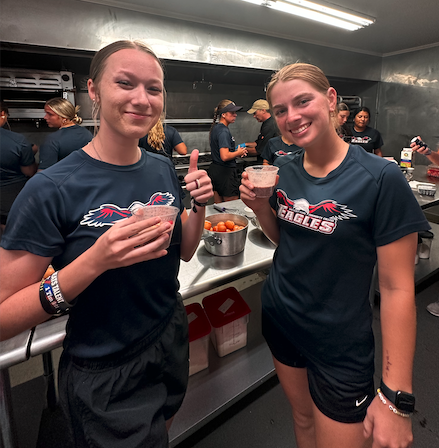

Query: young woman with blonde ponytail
left=39, top=97, right=93, bottom=170
left=139, top=118, right=187, bottom=157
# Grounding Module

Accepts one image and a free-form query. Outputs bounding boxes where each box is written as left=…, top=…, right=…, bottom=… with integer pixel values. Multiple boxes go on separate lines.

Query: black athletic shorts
left=58, top=298, right=189, bottom=448
left=208, top=162, right=241, bottom=197
left=262, top=311, right=374, bottom=423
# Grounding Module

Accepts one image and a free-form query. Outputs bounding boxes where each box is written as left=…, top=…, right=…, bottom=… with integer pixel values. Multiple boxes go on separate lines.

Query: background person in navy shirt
left=0, top=102, right=37, bottom=232
left=139, top=118, right=187, bottom=157
left=350, top=106, right=383, bottom=157
left=38, top=97, right=93, bottom=170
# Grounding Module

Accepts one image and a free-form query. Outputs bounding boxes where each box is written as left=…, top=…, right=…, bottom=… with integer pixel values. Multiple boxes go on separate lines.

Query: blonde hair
left=147, top=118, right=165, bottom=151
left=45, top=97, right=82, bottom=124
left=336, top=102, right=349, bottom=113
left=266, top=63, right=338, bottom=131
left=209, top=99, right=234, bottom=141
left=89, top=40, right=166, bottom=132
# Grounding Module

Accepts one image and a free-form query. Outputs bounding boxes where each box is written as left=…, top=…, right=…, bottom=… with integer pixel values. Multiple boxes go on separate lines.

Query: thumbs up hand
left=184, top=149, right=213, bottom=204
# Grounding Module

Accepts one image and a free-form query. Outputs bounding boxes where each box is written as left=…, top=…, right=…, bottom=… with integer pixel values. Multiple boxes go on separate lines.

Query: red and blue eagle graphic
left=276, top=189, right=356, bottom=234
left=80, top=192, right=175, bottom=227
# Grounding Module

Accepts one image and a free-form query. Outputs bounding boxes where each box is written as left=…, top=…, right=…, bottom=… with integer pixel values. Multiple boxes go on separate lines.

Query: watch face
left=395, top=391, right=415, bottom=412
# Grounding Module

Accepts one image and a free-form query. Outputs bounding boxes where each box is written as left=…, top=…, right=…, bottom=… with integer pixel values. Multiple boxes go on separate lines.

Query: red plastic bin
left=202, top=287, right=251, bottom=357
left=185, top=303, right=211, bottom=376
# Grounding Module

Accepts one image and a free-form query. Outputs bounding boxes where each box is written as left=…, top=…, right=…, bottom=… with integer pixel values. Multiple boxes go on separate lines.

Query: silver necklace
left=90, top=139, right=141, bottom=163
left=90, top=139, right=102, bottom=161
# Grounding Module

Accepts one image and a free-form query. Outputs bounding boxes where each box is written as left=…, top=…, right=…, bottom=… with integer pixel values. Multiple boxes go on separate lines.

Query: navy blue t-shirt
left=264, top=145, right=429, bottom=382
left=261, top=135, right=301, bottom=165
left=139, top=125, right=183, bottom=157
left=2, top=149, right=185, bottom=358
left=39, top=125, right=93, bottom=169
left=0, top=128, right=35, bottom=185
left=350, top=126, right=383, bottom=153
left=210, top=123, right=237, bottom=167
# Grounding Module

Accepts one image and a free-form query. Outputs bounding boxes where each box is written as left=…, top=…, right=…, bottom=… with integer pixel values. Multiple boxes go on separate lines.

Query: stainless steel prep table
left=0, top=330, right=33, bottom=448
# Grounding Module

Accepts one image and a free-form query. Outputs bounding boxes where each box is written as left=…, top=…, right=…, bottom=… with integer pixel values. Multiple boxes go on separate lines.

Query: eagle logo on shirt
left=276, top=189, right=356, bottom=235
left=80, top=192, right=175, bottom=227
left=274, top=150, right=293, bottom=157
left=351, top=136, right=372, bottom=144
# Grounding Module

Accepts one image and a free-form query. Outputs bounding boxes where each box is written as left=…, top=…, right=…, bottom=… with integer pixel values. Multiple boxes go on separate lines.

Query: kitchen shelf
left=169, top=282, right=275, bottom=447
left=164, top=118, right=212, bottom=125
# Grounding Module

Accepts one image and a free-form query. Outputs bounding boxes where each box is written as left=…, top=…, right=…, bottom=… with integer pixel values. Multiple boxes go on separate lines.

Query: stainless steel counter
left=412, top=165, right=439, bottom=210
left=179, top=200, right=276, bottom=300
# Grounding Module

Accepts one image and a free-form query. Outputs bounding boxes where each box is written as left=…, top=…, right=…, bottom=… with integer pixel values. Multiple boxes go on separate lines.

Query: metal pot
left=202, top=213, right=248, bottom=256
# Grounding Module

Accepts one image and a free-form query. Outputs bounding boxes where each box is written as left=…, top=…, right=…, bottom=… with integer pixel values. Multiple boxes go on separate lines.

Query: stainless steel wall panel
left=378, top=47, right=439, bottom=162
left=1, top=0, right=381, bottom=81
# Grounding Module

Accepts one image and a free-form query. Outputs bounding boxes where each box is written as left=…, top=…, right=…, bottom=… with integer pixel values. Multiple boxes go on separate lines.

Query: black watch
left=380, top=379, right=415, bottom=413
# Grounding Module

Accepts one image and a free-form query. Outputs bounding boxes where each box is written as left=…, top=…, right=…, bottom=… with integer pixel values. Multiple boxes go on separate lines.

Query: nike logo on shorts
left=355, top=395, right=368, bottom=407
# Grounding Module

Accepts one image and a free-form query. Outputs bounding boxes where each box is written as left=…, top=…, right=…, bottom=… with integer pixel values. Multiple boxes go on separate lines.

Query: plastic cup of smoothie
left=132, top=205, right=179, bottom=248
left=245, top=165, right=279, bottom=198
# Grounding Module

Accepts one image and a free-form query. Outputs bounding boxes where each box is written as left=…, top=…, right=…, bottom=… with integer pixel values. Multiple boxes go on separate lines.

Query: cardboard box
left=186, top=303, right=211, bottom=376
left=202, top=287, right=251, bottom=357
left=401, top=148, right=413, bottom=167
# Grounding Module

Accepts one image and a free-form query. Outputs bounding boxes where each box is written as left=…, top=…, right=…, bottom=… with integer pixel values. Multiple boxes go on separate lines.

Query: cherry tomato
left=204, top=220, right=212, bottom=230
left=225, top=220, right=235, bottom=230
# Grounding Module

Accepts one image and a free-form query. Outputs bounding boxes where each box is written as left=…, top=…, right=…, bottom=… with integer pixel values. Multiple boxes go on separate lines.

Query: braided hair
left=209, top=99, right=234, bottom=142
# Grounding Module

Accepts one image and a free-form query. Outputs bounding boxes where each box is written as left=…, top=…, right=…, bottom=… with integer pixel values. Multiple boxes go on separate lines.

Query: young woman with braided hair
left=208, top=99, right=247, bottom=203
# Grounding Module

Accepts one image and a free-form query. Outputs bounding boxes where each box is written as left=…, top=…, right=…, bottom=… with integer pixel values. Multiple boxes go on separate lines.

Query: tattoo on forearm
left=385, top=350, right=392, bottom=377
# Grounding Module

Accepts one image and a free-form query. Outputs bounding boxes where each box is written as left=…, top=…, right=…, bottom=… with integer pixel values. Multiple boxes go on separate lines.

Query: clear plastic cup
left=132, top=205, right=179, bottom=248
left=245, top=165, right=279, bottom=198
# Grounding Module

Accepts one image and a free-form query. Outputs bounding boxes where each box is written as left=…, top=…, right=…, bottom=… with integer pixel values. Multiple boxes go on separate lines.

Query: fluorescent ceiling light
left=239, top=0, right=374, bottom=31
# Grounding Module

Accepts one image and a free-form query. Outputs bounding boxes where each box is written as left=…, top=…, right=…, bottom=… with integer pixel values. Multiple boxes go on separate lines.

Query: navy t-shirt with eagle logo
left=350, top=125, right=383, bottom=154
left=1, top=149, right=185, bottom=358
left=264, top=144, right=429, bottom=382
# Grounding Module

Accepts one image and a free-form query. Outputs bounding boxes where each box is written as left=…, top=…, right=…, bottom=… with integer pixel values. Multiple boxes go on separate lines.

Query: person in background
left=0, top=40, right=213, bottom=446
left=350, top=106, right=383, bottom=157
left=245, top=99, right=280, bottom=163
left=240, top=62, right=429, bottom=448
left=39, top=97, right=93, bottom=170
left=139, top=118, right=187, bottom=157
left=336, top=102, right=353, bottom=142
left=411, top=136, right=439, bottom=317
left=0, top=102, right=37, bottom=234
left=208, top=99, right=247, bottom=203
left=261, top=134, right=301, bottom=165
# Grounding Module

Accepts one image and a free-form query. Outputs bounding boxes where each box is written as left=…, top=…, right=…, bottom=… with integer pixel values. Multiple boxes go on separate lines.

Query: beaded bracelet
left=377, top=388, right=411, bottom=418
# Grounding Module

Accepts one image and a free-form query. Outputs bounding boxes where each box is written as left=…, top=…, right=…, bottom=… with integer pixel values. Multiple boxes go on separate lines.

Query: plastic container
left=185, top=303, right=211, bottom=376
left=202, top=287, right=251, bottom=357
left=427, top=164, right=439, bottom=178
left=244, top=165, right=279, bottom=198
left=417, top=183, right=437, bottom=196
left=418, top=230, right=434, bottom=260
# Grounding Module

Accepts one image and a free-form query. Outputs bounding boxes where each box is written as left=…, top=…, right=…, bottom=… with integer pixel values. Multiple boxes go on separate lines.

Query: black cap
left=218, top=102, right=243, bottom=114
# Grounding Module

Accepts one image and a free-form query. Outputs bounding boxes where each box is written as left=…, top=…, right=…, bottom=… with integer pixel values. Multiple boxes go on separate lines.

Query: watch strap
left=380, top=379, right=415, bottom=413
left=191, top=197, right=208, bottom=213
